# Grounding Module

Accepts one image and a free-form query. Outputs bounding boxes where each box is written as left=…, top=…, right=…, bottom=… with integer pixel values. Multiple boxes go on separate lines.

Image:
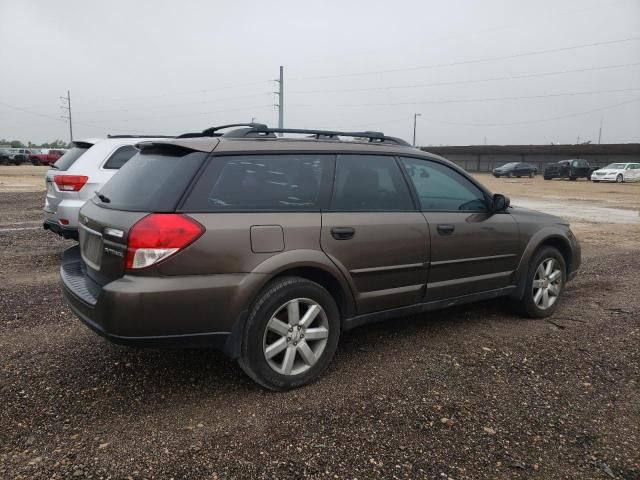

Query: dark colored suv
left=60, top=124, right=581, bottom=390
left=543, top=159, right=593, bottom=181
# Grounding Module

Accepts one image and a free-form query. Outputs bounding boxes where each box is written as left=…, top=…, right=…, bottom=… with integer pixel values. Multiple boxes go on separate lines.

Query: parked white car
left=43, top=136, right=171, bottom=239
left=591, top=162, right=640, bottom=183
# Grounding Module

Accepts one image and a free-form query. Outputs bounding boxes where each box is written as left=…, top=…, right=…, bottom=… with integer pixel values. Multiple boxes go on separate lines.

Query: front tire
left=616, top=174, right=623, bottom=183
left=238, top=276, right=340, bottom=391
left=513, top=246, right=566, bottom=318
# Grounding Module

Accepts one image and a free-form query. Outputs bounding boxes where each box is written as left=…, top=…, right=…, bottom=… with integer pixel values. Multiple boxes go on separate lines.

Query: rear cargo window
left=103, top=145, right=138, bottom=169
left=95, top=148, right=208, bottom=212
left=53, top=143, right=92, bottom=170
left=182, top=154, right=331, bottom=211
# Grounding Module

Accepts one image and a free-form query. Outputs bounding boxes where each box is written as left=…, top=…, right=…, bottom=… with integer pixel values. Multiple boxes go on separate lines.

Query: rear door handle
left=437, top=224, right=455, bottom=235
left=331, top=227, right=355, bottom=240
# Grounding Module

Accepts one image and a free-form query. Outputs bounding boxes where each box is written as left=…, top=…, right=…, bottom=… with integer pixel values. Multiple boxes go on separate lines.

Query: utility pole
left=412, top=113, right=421, bottom=146
left=276, top=66, right=284, bottom=136
left=598, top=117, right=603, bottom=144
left=60, top=90, right=73, bottom=143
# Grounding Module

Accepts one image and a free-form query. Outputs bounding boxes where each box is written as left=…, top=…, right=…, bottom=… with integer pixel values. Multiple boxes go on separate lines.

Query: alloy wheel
left=263, top=298, right=329, bottom=376
left=532, top=258, right=562, bottom=310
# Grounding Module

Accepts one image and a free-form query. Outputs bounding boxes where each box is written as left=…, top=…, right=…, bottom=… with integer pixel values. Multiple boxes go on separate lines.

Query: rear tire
left=569, top=176, right=577, bottom=181
left=238, top=276, right=340, bottom=391
left=512, top=246, right=566, bottom=318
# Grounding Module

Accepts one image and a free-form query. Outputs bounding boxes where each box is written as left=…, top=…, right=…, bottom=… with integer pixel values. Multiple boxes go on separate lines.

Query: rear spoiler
left=135, top=138, right=220, bottom=154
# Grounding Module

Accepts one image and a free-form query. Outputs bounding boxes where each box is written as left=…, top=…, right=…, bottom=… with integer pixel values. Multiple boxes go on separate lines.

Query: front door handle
left=437, top=224, right=455, bottom=235
left=331, top=227, right=355, bottom=240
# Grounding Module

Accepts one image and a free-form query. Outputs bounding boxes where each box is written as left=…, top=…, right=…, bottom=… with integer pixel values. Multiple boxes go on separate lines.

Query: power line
left=289, top=87, right=640, bottom=108
left=290, top=36, right=640, bottom=81
left=0, top=100, right=66, bottom=122
left=76, top=104, right=274, bottom=124
left=77, top=80, right=273, bottom=105
left=289, top=62, right=640, bottom=94
left=75, top=91, right=274, bottom=115
left=418, top=97, right=640, bottom=127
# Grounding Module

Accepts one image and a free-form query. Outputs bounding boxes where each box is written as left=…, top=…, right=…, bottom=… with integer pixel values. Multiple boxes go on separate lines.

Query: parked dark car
left=543, top=159, right=593, bottom=181
left=492, top=162, right=537, bottom=178
left=0, top=148, right=11, bottom=165
left=60, top=123, right=581, bottom=390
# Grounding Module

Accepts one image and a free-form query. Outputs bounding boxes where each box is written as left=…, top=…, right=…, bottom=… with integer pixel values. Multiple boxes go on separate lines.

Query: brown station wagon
left=61, top=124, right=581, bottom=390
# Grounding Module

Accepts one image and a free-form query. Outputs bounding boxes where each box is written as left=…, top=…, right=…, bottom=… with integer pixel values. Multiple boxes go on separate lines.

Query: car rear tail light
left=59, top=219, right=69, bottom=225
left=126, top=214, right=204, bottom=270
left=54, top=175, right=88, bottom=191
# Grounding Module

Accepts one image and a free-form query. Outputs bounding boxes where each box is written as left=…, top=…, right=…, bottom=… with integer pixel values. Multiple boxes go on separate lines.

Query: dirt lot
left=0, top=166, right=638, bottom=479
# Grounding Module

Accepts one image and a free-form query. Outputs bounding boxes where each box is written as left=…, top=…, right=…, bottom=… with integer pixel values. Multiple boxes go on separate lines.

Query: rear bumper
left=60, top=245, right=251, bottom=351
left=43, top=220, right=78, bottom=240
left=43, top=197, right=86, bottom=229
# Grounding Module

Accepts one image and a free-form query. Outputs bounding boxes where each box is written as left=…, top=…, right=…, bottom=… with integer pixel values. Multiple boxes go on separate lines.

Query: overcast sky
left=1, top=0, right=639, bottom=146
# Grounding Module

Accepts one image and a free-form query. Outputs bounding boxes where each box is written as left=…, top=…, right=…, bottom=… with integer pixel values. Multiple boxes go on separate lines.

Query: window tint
left=53, top=142, right=93, bottom=170
left=96, top=149, right=207, bottom=212
left=331, top=155, right=413, bottom=211
left=183, top=154, right=330, bottom=211
left=400, top=157, right=488, bottom=212
left=103, top=145, right=138, bottom=169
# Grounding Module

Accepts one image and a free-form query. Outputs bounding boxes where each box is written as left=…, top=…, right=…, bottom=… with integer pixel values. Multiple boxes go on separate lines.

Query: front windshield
left=604, top=163, right=626, bottom=169
left=500, top=163, right=517, bottom=168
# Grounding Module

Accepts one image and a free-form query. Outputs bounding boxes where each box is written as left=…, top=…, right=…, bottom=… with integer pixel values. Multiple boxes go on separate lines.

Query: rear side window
left=103, top=145, right=138, bottom=169
left=331, top=154, right=413, bottom=211
left=53, top=143, right=92, bottom=170
left=95, top=148, right=208, bottom=212
left=183, top=154, right=331, bottom=211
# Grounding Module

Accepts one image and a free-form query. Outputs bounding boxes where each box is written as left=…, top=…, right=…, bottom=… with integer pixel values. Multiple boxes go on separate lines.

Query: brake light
left=54, top=175, right=88, bottom=191
left=126, top=214, right=204, bottom=270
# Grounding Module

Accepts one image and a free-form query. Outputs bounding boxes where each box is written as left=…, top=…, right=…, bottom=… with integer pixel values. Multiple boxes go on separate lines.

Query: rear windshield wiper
left=95, top=192, right=111, bottom=203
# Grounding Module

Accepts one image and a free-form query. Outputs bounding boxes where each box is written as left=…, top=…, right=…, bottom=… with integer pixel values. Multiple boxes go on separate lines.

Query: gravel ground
left=1, top=191, right=638, bottom=480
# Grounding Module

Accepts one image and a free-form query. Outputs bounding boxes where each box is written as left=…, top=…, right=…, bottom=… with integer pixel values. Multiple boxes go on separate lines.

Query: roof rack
left=177, top=123, right=268, bottom=139
left=107, top=134, right=175, bottom=139
left=222, top=124, right=412, bottom=146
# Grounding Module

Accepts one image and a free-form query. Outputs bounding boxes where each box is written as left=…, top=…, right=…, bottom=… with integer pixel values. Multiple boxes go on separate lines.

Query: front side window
left=183, top=154, right=330, bottom=211
left=103, top=145, right=138, bottom=169
left=331, top=154, right=413, bottom=211
left=400, top=157, right=488, bottom=212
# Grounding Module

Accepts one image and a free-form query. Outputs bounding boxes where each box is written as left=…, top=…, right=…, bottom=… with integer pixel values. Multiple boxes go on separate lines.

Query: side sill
left=343, top=286, right=516, bottom=331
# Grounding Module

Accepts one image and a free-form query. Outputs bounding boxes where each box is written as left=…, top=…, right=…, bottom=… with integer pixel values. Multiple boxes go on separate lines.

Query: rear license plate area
left=80, top=226, right=103, bottom=270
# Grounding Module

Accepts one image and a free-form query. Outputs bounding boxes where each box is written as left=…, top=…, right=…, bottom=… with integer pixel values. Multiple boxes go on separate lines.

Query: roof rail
left=177, top=123, right=269, bottom=139
left=107, top=134, right=175, bottom=139
left=222, top=124, right=412, bottom=146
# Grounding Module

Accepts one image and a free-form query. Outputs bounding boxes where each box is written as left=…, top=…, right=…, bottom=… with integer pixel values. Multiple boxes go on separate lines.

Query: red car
left=29, top=149, right=67, bottom=166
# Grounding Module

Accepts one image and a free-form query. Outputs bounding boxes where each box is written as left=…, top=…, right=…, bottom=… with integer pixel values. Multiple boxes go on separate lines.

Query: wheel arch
left=510, top=232, right=573, bottom=300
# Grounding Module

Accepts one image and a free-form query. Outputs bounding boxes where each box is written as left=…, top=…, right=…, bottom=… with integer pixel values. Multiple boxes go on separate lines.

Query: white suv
left=43, top=136, right=170, bottom=239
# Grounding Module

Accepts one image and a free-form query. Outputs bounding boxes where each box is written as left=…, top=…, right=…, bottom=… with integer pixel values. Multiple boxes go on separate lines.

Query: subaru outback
left=60, top=123, right=581, bottom=390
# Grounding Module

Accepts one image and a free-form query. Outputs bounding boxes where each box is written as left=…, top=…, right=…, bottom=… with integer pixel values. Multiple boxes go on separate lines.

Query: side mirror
left=492, top=193, right=510, bottom=212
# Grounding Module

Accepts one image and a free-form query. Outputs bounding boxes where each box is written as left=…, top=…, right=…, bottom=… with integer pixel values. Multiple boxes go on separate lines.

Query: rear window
left=182, top=154, right=331, bottom=211
left=53, top=143, right=92, bottom=170
left=95, top=147, right=207, bottom=212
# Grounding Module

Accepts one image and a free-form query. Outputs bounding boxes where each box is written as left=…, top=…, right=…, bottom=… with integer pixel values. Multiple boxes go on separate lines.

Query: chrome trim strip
left=359, top=283, right=424, bottom=299
left=350, top=262, right=425, bottom=274
left=427, top=271, right=512, bottom=289
left=430, top=253, right=515, bottom=267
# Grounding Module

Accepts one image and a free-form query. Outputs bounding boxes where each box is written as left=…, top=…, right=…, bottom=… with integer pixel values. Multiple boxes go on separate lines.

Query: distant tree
left=10, top=140, right=25, bottom=148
